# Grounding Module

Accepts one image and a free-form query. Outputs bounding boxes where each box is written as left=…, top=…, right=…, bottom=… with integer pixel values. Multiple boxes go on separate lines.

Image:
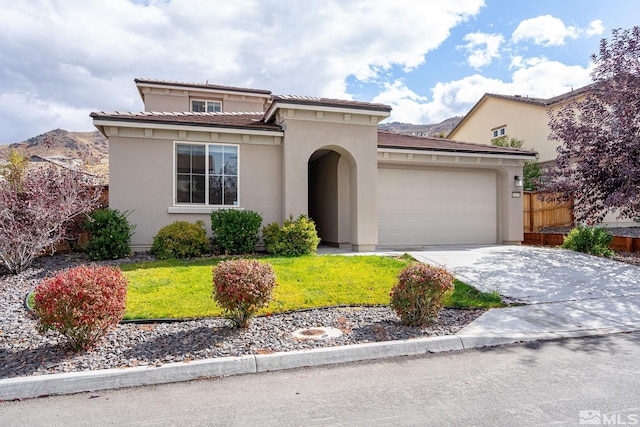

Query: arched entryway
left=308, top=148, right=353, bottom=248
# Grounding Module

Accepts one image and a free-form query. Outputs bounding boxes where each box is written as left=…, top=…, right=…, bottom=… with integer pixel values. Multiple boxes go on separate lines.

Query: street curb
left=255, top=335, right=464, bottom=372
left=4, top=329, right=636, bottom=401
left=0, top=335, right=462, bottom=401
left=0, top=355, right=256, bottom=401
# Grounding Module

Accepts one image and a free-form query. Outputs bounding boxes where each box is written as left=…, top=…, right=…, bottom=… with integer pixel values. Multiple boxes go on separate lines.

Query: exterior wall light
left=514, top=175, right=524, bottom=188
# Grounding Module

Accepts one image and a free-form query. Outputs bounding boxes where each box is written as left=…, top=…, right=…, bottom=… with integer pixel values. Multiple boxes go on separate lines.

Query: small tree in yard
left=34, top=265, right=127, bottom=351
left=213, top=259, right=277, bottom=328
left=390, top=262, right=455, bottom=326
left=0, top=164, right=101, bottom=274
left=539, top=27, right=640, bottom=223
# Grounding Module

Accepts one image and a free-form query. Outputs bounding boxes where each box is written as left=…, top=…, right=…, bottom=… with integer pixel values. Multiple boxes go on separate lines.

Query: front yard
left=120, top=255, right=503, bottom=320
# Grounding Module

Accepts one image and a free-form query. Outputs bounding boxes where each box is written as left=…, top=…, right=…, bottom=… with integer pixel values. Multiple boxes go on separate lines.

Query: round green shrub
left=561, top=225, right=614, bottom=257
left=84, top=209, right=135, bottom=260
left=263, top=214, right=320, bottom=256
left=33, top=265, right=128, bottom=351
left=212, top=259, right=277, bottom=328
left=210, top=209, right=263, bottom=255
left=151, top=220, right=209, bottom=259
left=390, top=262, right=455, bottom=326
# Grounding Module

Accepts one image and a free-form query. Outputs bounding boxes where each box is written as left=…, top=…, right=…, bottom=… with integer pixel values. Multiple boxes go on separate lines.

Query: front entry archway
left=308, top=148, right=352, bottom=248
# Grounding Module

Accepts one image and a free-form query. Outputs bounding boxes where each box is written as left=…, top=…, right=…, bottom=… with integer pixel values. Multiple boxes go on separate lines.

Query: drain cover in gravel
left=292, top=327, right=343, bottom=340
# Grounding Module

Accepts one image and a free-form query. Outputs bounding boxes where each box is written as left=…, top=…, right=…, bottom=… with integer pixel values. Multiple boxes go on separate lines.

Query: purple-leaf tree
left=540, top=27, right=640, bottom=223
left=0, top=163, right=102, bottom=274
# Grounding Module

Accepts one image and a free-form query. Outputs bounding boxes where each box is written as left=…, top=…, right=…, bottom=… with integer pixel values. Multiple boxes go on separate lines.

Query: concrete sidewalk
left=2, top=245, right=640, bottom=401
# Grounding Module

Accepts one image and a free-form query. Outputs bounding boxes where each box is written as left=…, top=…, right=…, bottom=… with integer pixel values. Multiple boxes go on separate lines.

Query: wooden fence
left=523, top=232, right=640, bottom=253
left=523, top=192, right=573, bottom=233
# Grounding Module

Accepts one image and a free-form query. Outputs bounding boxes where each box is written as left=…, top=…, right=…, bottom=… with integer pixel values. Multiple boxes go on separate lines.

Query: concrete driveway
left=409, top=245, right=640, bottom=304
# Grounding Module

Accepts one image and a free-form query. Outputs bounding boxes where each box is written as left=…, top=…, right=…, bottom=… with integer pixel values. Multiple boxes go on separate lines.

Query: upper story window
left=175, top=143, right=238, bottom=206
left=191, top=100, right=222, bottom=113
left=492, top=126, right=506, bottom=138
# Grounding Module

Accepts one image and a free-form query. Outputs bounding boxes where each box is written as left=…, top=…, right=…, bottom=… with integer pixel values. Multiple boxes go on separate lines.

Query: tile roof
left=134, top=78, right=272, bottom=95
left=90, top=111, right=282, bottom=132
left=377, top=130, right=537, bottom=157
left=269, top=95, right=392, bottom=112
left=483, top=83, right=597, bottom=107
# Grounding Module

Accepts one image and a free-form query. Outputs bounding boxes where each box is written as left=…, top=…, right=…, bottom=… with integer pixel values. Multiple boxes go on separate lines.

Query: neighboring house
left=448, top=84, right=637, bottom=227
left=448, top=84, right=595, bottom=165
left=91, top=78, right=536, bottom=252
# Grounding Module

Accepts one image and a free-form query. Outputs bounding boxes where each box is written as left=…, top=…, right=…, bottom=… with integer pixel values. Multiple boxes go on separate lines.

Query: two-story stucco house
left=91, top=78, right=536, bottom=252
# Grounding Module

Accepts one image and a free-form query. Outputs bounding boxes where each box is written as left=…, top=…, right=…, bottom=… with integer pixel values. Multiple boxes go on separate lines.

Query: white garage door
left=378, top=167, right=497, bottom=246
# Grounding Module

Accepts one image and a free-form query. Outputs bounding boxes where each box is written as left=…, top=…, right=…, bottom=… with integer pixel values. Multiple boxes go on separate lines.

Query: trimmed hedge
left=210, top=209, right=262, bottom=255
left=263, top=215, right=320, bottom=256
left=151, top=220, right=209, bottom=259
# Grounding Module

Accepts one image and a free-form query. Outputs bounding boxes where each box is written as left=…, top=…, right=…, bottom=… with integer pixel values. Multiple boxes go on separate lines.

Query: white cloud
left=0, top=0, right=485, bottom=143
left=585, top=20, right=605, bottom=37
left=460, top=32, right=505, bottom=69
left=373, top=58, right=593, bottom=124
left=512, top=15, right=582, bottom=46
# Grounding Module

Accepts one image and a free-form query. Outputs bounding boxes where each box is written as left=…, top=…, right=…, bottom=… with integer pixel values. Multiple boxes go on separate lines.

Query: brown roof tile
left=270, top=95, right=392, bottom=112
left=134, top=78, right=272, bottom=95
left=90, top=111, right=282, bottom=132
left=377, top=130, right=537, bottom=157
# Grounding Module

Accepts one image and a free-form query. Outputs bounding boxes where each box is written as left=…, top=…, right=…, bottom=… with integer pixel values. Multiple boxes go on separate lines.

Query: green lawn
left=120, top=255, right=503, bottom=320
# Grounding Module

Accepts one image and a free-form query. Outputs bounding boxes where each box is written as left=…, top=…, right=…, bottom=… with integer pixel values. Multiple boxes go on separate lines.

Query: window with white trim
left=492, top=126, right=506, bottom=138
left=175, top=143, right=238, bottom=206
left=191, top=99, right=222, bottom=113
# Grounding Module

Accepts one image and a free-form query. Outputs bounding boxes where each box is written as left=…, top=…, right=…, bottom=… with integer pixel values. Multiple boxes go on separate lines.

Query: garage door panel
left=378, top=167, right=497, bottom=246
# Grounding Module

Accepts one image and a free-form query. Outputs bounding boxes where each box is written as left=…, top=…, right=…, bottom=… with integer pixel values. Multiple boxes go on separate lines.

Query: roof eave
left=91, top=116, right=284, bottom=136
left=377, top=146, right=537, bottom=160
left=264, top=100, right=391, bottom=122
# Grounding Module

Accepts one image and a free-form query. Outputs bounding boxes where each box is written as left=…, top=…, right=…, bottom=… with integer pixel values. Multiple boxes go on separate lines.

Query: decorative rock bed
left=0, top=253, right=484, bottom=380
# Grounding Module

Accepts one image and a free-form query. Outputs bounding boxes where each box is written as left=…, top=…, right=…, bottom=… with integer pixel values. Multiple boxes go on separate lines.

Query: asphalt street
left=2, top=332, right=640, bottom=426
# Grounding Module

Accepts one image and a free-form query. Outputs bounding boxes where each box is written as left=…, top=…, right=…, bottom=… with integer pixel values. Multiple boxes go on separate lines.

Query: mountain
left=378, top=116, right=463, bottom=138
left=0, top=129, right=108, bottom=163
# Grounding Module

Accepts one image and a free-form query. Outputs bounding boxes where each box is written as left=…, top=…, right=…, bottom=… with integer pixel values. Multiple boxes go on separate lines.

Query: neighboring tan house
left=91, top=78, right=536, bottom=252
left=448, top=84, right=595, bottom=165
left=447, top=84, right=638, bottom=227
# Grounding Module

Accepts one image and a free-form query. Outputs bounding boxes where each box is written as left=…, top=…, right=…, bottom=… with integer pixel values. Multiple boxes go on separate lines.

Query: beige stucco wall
left=449, top=97, right=556, bottom=163
left=107, top=126, right=283, bottom=251
left=276, top=109, right=382, bottom=251
left=139, top=86, right=268, bottom=112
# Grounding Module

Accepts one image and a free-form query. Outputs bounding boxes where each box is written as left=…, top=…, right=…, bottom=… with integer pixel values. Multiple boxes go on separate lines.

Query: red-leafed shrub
left=390, top=262, right=454, bottom=326
left=212, top=259, right=276, bottom=328
left=33, top=265, right=128, bottom=351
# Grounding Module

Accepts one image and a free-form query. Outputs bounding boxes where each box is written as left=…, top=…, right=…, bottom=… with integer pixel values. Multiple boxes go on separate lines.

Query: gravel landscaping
left=3, top=235, right=639, bottom=381
left=0, top=253, right=483, bottom=380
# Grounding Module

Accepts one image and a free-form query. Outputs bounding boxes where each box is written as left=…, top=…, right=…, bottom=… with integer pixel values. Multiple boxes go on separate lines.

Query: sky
left=1, top=0, right=639, bottom=145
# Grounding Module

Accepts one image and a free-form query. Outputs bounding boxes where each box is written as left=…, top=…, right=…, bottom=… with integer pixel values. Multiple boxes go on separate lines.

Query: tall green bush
left=85, top=209, right=135, bottom=260
left=561, top=225, right=614, bottom=257
left=210, top=209, right=262, bottom=255
left=151, top=220, right=209, bottom=259
left=263, top=214, right=320, bottom=256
